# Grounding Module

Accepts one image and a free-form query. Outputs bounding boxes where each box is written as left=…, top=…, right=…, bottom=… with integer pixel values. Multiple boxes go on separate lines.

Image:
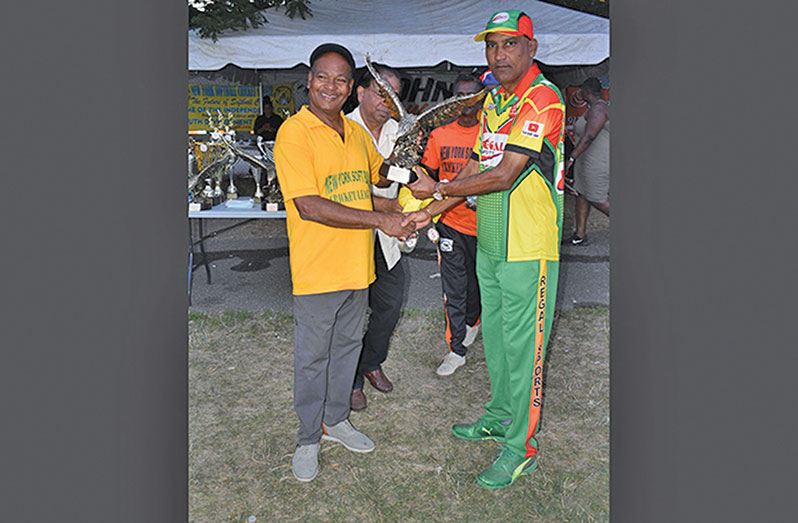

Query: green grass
left=189, top=306, right=609, bottom=522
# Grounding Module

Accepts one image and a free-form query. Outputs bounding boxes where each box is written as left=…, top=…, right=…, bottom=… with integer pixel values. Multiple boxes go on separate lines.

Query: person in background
left=563, top=77, right=609, bottom=246
left=273, top=43, right=417, bottom=483
left=419, top=73, right=483, bottom=377
left=344, top=63, right=407, bottom=411
left=252, top=95, right=284, bottom=141
left=407, top=9, right=566, bottom=490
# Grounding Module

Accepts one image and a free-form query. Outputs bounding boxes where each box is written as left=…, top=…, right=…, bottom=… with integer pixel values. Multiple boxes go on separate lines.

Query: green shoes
left=477, top=447, right=538, bottom=489
left=451, top=417, right=508, bottom=442
left=453, top=417, right=538, bottom=488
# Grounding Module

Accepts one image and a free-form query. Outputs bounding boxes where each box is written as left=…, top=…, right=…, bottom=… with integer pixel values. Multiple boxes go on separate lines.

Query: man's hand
left=407, top=166, right=437, bottom=199
left=403, top=209, right=432, bottom=230
left=372, top=195, right=402, bottom=213
left=563, top=170, right=579, bottom=196
left=377, top=212, right=417, bottom=241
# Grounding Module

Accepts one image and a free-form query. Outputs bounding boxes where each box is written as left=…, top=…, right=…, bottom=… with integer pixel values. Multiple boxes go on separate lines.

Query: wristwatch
left=432, top=179, right=449, bottom=200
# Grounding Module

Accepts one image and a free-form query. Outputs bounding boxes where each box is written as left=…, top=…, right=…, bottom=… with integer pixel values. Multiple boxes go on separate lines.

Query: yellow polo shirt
left=274, top=106, right=384, bottom=295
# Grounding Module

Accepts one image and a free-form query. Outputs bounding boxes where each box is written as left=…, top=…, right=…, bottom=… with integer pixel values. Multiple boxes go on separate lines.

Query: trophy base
left=385, top=165, right=418, bottom=185
left=262, top=202, right=285, bottom=212
left=212, top=196, right=223, bottom=207
left=188, top=200, right=212, bottom=211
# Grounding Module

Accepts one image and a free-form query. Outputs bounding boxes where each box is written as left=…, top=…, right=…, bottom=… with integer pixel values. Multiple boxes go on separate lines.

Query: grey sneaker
left=322, top=419, right=375, bottom=453
left=292, top=443, right=319, bottom=482
left=436, top=351, right=466, bottom=376
left=463, top=323, right=480, bottom=347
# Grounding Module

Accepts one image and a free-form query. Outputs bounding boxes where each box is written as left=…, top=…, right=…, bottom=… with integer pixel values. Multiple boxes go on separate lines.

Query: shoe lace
left=493, top=447, right=521, bottom=470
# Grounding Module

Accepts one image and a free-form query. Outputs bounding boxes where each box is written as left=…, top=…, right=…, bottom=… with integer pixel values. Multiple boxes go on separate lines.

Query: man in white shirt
left=345, top=64, right=405, bottom=411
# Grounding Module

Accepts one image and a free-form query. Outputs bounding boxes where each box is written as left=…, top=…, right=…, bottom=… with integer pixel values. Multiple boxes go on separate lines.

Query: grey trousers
left=293, top=288, right=368, bottom=446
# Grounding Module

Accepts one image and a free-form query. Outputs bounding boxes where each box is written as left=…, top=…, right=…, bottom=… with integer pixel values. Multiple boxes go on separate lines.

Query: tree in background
left=189, top=0, right=607, bottom=43
left=189, top=0, right=314, bottom=41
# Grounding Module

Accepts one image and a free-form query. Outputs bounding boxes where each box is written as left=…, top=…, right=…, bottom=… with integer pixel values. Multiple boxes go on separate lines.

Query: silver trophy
left=206, top=113, right=286, bottom=209
left=187, top=116, right=234, bottom=201
left=212, top=177, right=223, bottom=202
left=202, top=179, right=214, bottom=201
left=255, top=137, right=279, bottom=204
left=251, top=168, right=264, bottom=203
left=224, top=156, right=238, bottom=200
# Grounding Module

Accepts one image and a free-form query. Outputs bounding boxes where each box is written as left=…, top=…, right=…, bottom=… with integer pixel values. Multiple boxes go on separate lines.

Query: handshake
left=375, top=199, right=431, bottom=243
left=376, top=164, right=448, bottom=243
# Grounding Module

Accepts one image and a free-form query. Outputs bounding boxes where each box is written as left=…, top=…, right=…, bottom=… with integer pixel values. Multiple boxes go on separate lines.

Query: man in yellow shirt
left=273, top=43, right=417, bottom=482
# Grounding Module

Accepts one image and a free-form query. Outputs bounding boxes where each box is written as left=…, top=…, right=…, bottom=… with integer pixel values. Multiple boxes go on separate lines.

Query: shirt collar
left=498, top=62, right=541, bottom=100
left=297, top=105, right=350, bottom=132
left=346, top=106, right=366, bottom=127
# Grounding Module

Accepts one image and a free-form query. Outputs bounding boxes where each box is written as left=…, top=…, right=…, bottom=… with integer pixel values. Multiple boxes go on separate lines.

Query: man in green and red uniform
left=409, top=9, right=566, bottom=489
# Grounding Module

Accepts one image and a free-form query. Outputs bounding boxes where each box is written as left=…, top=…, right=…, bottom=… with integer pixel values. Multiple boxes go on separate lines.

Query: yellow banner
left=188, top=83, right=260, bottom=132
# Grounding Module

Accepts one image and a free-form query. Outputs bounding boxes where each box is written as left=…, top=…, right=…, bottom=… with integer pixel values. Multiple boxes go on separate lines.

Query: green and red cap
left=474, top=10, right=534, bottom=42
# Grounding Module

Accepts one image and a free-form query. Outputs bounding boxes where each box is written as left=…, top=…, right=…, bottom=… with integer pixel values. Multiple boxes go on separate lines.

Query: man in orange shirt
left=273, top=43, right=418, bottom=483
left=420, top=73, right=483, bottom=376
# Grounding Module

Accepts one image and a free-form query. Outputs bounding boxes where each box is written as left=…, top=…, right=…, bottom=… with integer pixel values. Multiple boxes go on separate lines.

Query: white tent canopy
left=188, top=0, right=609, bottom=71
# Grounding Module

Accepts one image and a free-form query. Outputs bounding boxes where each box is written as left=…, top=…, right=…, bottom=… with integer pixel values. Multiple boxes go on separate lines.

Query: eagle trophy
left=364, top=53, right=486, bottom=184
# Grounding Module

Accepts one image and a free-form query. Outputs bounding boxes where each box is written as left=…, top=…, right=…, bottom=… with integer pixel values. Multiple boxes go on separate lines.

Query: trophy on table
left=224, top=154, right=238, bottom=200
left=188, top=131, right=231, bottom=210
left=201, top=179, right=214, bottom=202
left=215, top=125, right=285, bottom=210
left=255, top=137, right=283, bottom=210
left=187, top=110, right=242, bottom=209
left=251, top=167, right=264, bottom=203
left=249, top=136, right=275, bottom=203
left=212, top=177, right=223, bottom=206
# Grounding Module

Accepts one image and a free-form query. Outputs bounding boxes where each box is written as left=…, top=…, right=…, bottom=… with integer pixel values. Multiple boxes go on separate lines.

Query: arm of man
left=372, top=194, right=402, bottom=213
left=566, top=103, right=608, bottom=171
left=374, top=172, right=393, bottom=188
left=440, top=150, right=531, bottom=196
left=409, top=152, right=526, bottom=200
left=274, top=121, right=413, bottom=239
left=402, top=159, right=479, bottom=229
left=293, top=195, right=414, bottom=240
left=418, top=88, right=565, bottom=200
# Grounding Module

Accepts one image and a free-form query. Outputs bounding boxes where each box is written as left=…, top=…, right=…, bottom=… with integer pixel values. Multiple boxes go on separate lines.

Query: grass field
left=189, top=306, right=609, bottom=522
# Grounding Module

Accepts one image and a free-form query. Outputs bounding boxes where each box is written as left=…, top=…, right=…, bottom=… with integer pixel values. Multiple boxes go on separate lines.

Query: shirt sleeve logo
left=521, top=120, right=544, bottom=139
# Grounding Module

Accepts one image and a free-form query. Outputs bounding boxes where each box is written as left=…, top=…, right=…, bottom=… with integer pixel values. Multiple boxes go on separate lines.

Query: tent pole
left=257, top=70, right=263, bottom=113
